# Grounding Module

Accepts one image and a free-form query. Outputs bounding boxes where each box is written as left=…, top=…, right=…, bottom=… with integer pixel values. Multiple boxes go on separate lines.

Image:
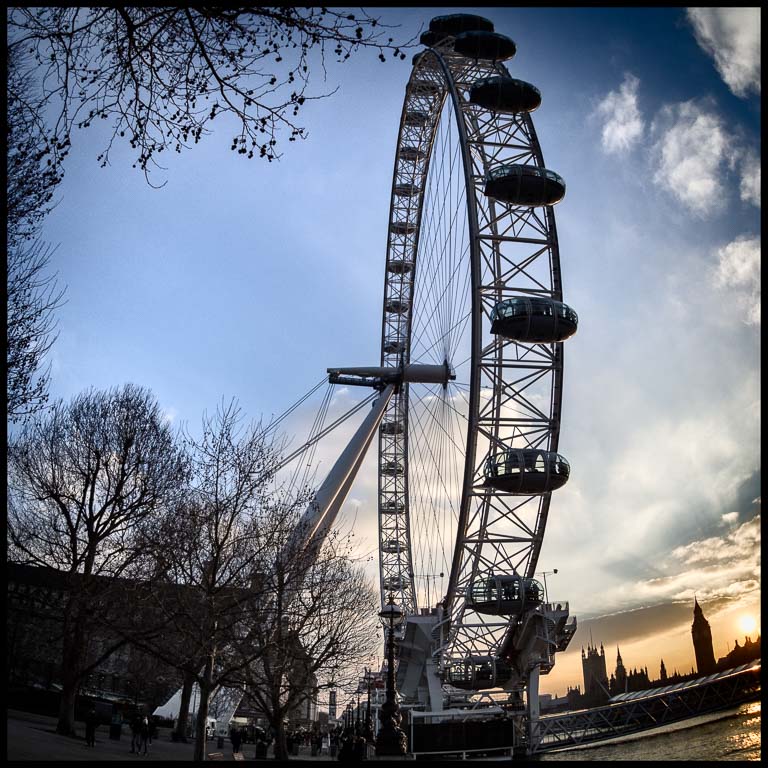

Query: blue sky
left=33, top=7, right=760, bottom=694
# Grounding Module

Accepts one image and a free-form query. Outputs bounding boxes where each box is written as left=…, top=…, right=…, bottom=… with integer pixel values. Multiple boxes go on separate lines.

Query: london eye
left=258, top=10, right=579, bottom=713
left=370, top=13, right=579, bottom=705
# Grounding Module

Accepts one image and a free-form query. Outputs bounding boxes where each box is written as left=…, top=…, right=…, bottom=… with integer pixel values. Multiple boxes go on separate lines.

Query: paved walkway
left=6, top=710, right=339, bottom=761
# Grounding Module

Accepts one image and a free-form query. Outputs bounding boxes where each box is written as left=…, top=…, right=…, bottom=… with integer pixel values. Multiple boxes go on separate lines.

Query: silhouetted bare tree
left=229, top=529, right=379, bottom=761
left=7, top=7, right=410, bottom=187
left=7, top=240, right=65, bottom=422
left=7, top=384, right=187, bottom=735
left=116, top=400, right=378, bottom=761
left=111, top=400, right=295, bottom=760
left=7, top=45, right=66, bottom=421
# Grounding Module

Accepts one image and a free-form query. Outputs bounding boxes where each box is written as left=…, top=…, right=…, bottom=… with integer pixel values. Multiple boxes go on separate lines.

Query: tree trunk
left=56, top=679, right=78, bottom=736
left=56, top=603, right=87, bottom=736
left=174, top=669, right=196, bottom=741
left=271, top=707, right=288, bottom=761
left=193, top=657, right=215, bottom=762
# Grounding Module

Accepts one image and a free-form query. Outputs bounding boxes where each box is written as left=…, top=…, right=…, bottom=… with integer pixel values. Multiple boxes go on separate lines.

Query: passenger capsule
left=469, top=76, right=541, bottom=114
left=390, top=220, right=417, bottom=236
left=485, top=164, right=566, bottom=206
left=381, top=420, right=405, bottom=435
left=385, top=299, right=410, bottom=314
left=404, top=110, right=429, bottom=127
left=454, top=31, right=516, bottom=62
left=419, top=30, right=447, bottom=48
left=484, top=448, right=570, bottom=494
left=381, top=500, right=405, bottom=514
left=445, top=656, right=512, bottom=690
left=383, top=339, right=405, bottom=354
left=491, top=297, right=578, bottom=343
left=399, top=145, right=427, bottom=162
left=429, top=13, right=494, bottom=36
left=410, top=80, right=442, bottom=96
left=383, top=576, right=405, bottom=591
left=387, top=258, right=414, bottom=275
left=382, top=539, right=401, bottom=554
left=382, top=460, right=405, bottom=476
left=466, top=575, right=544, bottom=615
left=394, top=184, right=420, bottom=198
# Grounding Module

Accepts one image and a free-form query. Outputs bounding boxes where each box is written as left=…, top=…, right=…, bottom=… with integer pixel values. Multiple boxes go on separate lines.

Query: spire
left=616, top=645, right=623, bottom=664
left=693, top=596, right=704, bottom=617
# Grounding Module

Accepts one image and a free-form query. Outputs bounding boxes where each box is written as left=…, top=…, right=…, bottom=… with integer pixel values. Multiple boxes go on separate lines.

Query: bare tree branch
left=7, top=7, right=413, bottom=185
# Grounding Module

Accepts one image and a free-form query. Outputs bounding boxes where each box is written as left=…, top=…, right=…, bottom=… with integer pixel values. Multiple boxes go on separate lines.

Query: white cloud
left=651, top=101, right=740, bottom=216
left=720, top=511, right=739, bottom=525
left=599, top=517, right=761, bottom=610
left=594, top=73, right=644, bottom=154
left=712, top=234, right=761, bottom=326
left=739, top=154, right=761, bottom=208
left=687, top=8, right=761, bottom=97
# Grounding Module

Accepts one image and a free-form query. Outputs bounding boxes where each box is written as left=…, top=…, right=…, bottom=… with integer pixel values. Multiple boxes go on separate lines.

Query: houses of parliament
left=564, top=598, right=761, bottom=709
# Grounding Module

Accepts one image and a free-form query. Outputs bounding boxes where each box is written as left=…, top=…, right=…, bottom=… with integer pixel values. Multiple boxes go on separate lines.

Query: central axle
left=327, top=363, right=455, bottom=389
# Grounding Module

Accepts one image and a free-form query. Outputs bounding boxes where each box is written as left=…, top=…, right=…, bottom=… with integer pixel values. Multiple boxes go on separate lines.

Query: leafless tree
left=7, top=43, right=64, bottom=244
left=7, top=7, right=410, bottom=187
left=7, top=44, right=66, bottom=421
left=109, top=400, right=296, bottom=760
left=116, top=399, right=378, bottom=761
left=228, top=525, right=379, bottom=761
left=7, top=384, right=188, bottom=735
left=7, top=240, right=65, bottom=422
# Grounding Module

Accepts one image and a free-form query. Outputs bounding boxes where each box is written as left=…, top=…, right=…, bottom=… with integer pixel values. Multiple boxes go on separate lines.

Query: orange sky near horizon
left=539, top=594, right=762, bottom=698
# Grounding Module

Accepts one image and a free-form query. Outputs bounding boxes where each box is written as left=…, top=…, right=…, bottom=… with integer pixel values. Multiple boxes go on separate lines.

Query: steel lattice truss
left=533, top=663, right=761, bottom=752
left=378, top=40, right=566, bottom=679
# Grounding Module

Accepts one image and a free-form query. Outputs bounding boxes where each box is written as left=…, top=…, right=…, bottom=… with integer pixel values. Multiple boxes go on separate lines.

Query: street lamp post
left=364, top=668, right=374, bottom=743
left=375, top=594, right=408, bottom=756
left=356, top=692, right=361, bottom=735
left=539, top=569, right=558, bottom=604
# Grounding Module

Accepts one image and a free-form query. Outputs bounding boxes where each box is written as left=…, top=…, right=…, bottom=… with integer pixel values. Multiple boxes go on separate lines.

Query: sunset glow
left=739, top=615, right=758, bottom=636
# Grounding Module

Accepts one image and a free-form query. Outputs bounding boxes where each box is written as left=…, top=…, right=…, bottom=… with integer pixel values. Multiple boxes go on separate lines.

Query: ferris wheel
left=373, top=13, right=578, bottom=702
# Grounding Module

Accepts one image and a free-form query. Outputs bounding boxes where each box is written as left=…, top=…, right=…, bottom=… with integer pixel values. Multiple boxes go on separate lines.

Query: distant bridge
left=531, top=659, right=760, bottom=753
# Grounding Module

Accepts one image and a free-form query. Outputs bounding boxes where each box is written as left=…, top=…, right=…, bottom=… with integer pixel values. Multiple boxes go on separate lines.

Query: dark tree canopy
left=7, top=383, right=187, bottom=736
left=7, top=7, right=410, bottom=186
left=8, top=383, right=187, bottom=575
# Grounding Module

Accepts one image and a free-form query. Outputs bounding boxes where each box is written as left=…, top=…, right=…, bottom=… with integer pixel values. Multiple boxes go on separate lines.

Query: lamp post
left=356, top=692, right=361, bottom=735
left=375, top=594, right=408, bottom=756
left=539, top=569, right=558, bottom=604
left=364, top=668, right=375, bottom=743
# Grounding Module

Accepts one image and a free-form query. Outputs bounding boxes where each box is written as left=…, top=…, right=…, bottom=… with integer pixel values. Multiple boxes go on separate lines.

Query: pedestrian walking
left=230, top=727, right=242, bottom=755
left=353, top=734, right=367, bottom=761
left=130, top=714, right=142, bottom=754
left=139, top=715, right=151, bottom=755
left=338, top=732, right=354, bottom=762
left=84, top=706, right=98, bottom=748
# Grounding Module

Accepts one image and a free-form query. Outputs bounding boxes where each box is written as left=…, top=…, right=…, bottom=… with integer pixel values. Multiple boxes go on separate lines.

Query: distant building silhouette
left=614, top=647, right=627, bottom=694
left=565, top=685, right=582, bottom=711
left=716, top=635, right=761, bottom=671
left=691, top=597, right=717, bottom=675
left=581, top=641, right=609, bottom=705
left=551, top=603, right=760, bottom=712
